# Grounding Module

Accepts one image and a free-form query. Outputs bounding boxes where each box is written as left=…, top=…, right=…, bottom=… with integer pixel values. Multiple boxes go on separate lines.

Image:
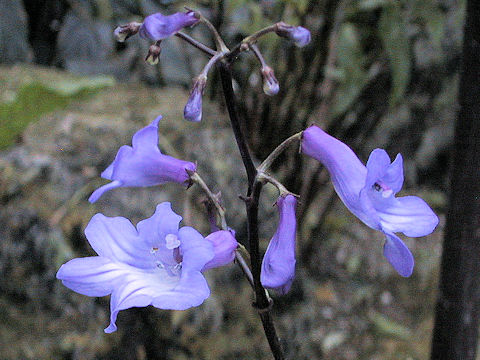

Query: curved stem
left=257, top=131, right=302, bottom=173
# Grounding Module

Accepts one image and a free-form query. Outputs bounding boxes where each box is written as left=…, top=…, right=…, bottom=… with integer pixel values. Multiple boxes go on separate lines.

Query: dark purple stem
left=218, top=61, right=285, bottom=360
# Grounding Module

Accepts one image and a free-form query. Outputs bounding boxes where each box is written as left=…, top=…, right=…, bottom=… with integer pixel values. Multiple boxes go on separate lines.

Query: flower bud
left=202, top=230, right=238, bottom=271
left=145, top=42, right=161, bottom=65
left=139, top=11, right=199, bottom=41
left=261, top=195, right=297, bottom=294
left=113, top=22, right=142, bottom=42
left=275, top=22, right=311, bottom=47
left=184, top=76, right=206, bottom=122
left=261, top=66, right=279, bottom=96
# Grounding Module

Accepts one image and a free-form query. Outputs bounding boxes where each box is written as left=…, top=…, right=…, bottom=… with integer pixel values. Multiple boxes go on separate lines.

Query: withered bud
left=113, top=22, right=142, bottom=42
left=275, top=22, right=311, bottom=48
left=145, top=42, right=162, bottom=65
left=261, top=66, right=279, bottom=96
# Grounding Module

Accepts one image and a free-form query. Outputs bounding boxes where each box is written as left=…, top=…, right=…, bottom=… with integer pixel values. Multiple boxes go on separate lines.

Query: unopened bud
left=261, top=66, right=279, bottom=96
left=275, top=22, right=311, bottom=47
left=184, top=76, right=207, bottom=122
left=113, top=22, right=142, bottom=42
left=145, top=42, right=161, bottom=65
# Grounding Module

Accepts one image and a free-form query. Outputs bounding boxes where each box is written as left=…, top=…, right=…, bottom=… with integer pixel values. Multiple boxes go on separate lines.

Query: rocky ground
left=0, top=65, right=446, bottom=360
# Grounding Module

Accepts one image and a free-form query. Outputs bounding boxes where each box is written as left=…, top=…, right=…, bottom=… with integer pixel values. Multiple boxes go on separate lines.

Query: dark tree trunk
left=430, top=1, right=480, bottom=359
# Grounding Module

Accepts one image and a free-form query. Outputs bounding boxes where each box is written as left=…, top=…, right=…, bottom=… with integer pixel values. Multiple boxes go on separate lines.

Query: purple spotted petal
left=203, top=230, right=238, bottom=271
left=139, top=12, right=198, bottom=41
left=57, top=203, right=215, bottom=333
left=261, top=195, right=297, bottom=294
left=383, top=232, right=414, bottom=277
left=89, top=116, right=196, bottom=203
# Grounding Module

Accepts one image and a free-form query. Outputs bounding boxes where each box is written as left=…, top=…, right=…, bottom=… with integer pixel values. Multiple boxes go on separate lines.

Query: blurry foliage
left=0, top=69, right=114, bottom=149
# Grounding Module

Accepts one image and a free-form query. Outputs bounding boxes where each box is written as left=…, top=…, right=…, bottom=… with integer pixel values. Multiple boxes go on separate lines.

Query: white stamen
left=165, top=233, right=181, bottom=250
left=382, top=189, right=393, bottom=198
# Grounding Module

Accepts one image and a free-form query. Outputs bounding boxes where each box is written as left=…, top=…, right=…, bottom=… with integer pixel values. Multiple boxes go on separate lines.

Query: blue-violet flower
left=261, top=194, right=297, bottom=294
left=301, top=125, right=439, bottom=277
left=57, top=203, right=215, bottom=333
left=139, top=11, right=198, bottom=41
left=184, top=76, right=206, bottom=122
left=203, top=230, right=238, bottom=271
left=88, top=116, right=196, bottom=203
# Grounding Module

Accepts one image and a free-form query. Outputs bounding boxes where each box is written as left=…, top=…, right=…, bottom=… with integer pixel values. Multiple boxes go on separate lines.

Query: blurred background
left=0, top=0, right=459, bottom=359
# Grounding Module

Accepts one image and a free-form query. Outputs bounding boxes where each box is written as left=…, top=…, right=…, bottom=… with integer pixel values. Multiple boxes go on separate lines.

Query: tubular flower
left=88, top=116, right=196, bottom=203
left=56, top=203, right=215, bottom=333
left=301, top=125, right=439, bottom=277
left=139, top=11, right=198, bottom=41
left=203, top=230, right=238, bottom=271
left=261, top=194, right=297, bottom=294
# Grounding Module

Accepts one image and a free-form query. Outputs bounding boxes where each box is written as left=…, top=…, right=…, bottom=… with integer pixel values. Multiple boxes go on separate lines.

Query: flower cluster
left=57, top=9, right=439, bottom=339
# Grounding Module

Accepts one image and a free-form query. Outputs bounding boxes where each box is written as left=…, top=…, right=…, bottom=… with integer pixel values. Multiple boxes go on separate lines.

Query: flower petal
left=136, top=202, right=182, bottom=248
left=85, top=214, right=153, bottom=269
left=261, top=195, right=297, bottom=294
left=178, top=226, right=214, bottom=271
left=375, top=195, right=439, bottom=237
left=365, top=149, right=391, bottom=188
left=383, top=232, right=414, bottom=277
left=88, top=180, right=122, bottom=203
left=57, top=257, right=121, bottom=297
left=381, top=154, right=404, bottom=194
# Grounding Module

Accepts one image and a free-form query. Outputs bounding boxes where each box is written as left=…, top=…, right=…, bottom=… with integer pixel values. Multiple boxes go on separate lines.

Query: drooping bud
left=139, top=11, right=199, bottom=41
left=145, top=42, right=161, bottom=65
left=113, top=22, right=142, bottom=42
left=261, top=66, right=279, bottom=96
left=275, top=22, right=311, bottom=47
left=261, top=194, right=297, bottom=294
left=184, top=75, right=207, bottom=122
left=202, top=230, right=238, bottom=271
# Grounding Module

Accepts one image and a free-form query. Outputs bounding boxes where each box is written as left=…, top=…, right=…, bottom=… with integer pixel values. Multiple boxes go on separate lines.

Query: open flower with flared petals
left=88, top=116, right=196, bottom=203
left=301, top=125, right=439, bottom=277
left=261, top=194, right=297, bottom=294
left=139, top=11, right=198, bottom=41
left=57, top=203, right=215, bottom=333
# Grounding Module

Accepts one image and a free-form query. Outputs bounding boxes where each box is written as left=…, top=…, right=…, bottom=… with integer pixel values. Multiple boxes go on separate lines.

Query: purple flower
left=261, top=194, right=297, bottom=294
left=139, top=11, right=198, bottom=41
left=301, top=125, right=439, bottom=277
left=275, top=22, right=311, bottom=47
left=88, top=116, right=196, bottom=203
left=184, top=76, right=206, bottom=122
left=203, top=230, right=238, bottom=271
left=56, top=202, right=215, bottom=333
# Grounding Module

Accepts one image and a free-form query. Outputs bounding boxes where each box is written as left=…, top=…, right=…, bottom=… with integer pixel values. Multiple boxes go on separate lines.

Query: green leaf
left=378, top=3, right=411, bottom=107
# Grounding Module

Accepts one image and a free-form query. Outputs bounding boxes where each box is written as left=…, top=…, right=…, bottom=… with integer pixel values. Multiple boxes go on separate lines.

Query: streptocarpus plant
left=57, top=8, right=438, bottom=359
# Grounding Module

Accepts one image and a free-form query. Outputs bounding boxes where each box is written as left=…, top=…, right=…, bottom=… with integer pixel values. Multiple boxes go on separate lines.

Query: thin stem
left=235, top=250, right=254, bottom=288
left=218, top=62, right=257, bottom=187
left=257, top=131, right=302, bottom=173
left=199, top=52, right=226, bottom=78
left=257, top=172, right=296, bottom=197
left=189, top=171, right=227, bottom=230
left=186, top=7, right=229, bottom=52
left=227, top=24, right=278, bottom=60
left=250, top=43, right=268, bottom=68
left=175, top=31, right=216, bottom=57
